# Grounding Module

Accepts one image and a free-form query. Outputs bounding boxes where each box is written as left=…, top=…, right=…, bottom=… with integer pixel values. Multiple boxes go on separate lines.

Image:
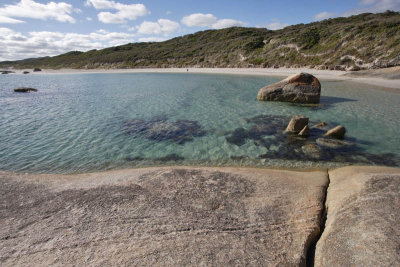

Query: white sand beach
left=17, top=67, right=400, bottom=91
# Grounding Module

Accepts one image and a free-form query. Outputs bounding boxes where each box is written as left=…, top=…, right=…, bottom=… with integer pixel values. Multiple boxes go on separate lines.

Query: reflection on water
left=0, top=73, right=399, bottom=173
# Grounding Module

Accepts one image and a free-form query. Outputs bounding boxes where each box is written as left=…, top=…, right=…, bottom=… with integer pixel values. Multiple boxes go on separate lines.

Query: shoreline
left=13, top=67, right=400, bottom=91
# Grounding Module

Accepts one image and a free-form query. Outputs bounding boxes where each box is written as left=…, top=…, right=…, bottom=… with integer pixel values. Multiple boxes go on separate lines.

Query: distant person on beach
left=187, top=69, right=188, bottom=72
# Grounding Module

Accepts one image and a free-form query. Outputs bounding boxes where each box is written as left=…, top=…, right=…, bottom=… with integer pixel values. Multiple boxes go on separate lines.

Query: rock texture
left=13, top=87, right=38, bottom=93
left=257, top=73, right=321, bottom=104
left=286, top=116, right=309, bottom=133
left=315, top=166, right=400, bottom=267
left=0, top=167, right=328, bottom=266
left=298, top=125, right=310, bottom=137
left=324, top=125, right=346, bottom=139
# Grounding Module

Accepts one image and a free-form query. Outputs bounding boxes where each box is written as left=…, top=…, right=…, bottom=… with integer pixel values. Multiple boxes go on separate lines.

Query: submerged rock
left=285, top=116, right=309, bottom=133
left=316, top=138, right=354, bottom=149
left=301, top=143, right=322, bottom=159
left=122, top=117, right=206, bottom=144
left=257, top=73, right=321, bottom=104
left=324, top=125, right=346, bottom=139
left=14, top=87, right=38, bottom=93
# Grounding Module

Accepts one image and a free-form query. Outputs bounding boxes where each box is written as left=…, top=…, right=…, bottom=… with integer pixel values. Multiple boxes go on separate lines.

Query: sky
left=0, top=0, right=399, bottom=61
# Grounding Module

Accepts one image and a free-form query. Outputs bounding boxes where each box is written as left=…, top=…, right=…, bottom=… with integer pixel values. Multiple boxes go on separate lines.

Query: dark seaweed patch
left=122, top=117, right=206, bottom=144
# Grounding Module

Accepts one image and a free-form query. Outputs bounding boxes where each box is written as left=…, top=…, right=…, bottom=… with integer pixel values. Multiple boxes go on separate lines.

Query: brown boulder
left=298, top=125, right=310, bottom=137
left=258, top=73, right=321, bottom=104
left=286, top=116, right=309, bottom=133
left=324, top=125, right=346, bottom=139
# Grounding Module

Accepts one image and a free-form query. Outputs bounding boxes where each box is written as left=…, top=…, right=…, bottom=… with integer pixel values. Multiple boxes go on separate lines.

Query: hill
left=1, top=11, right=400, bottom=70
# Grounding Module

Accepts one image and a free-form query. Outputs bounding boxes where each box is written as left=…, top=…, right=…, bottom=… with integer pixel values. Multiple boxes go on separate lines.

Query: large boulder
left=14, top=87, right=38, bottom=93
left=286, top=115, right=309, bottom=133
left=257, top=73, right=321, bottom=104
left=315, top=166, right=400, bottom=267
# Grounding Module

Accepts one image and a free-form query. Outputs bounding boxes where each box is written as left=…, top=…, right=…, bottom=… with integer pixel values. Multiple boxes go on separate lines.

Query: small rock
left=23, top=71, right=30, bottom=74
left=298, top=125, right=310, bottom=137
left=14, top=87, right=38, bottom=93
left=286, top=116, right=309, bottom=133
left=316, top=138, right=354, bottom=149
left=301, top=143, right=321, bottom=159
left=257, top=73, right=321, bottom=104
left=324, top=125, right=346, bottom=139
left=33, top=68, right=42, bottom=72
left=311, top=122, right=327, bottom=128
left=348, top=65, right=360, bottom=71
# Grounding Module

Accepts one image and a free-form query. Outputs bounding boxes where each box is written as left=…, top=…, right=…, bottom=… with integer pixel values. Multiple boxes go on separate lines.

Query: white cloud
left=344, top=0, right=400, bottom=16
left=136, top=19, right=179, bottom=35
left=211, top=19, right=246, bottom=29
left=313, top=11, right=336, bottom=21
left=0, top=0, right=76, bottom=24
left=85, top=0, right=149, bottom=24
left=265, top=21, right=289, bottom=30
left=0, top=27, right=134, bottom=61
left=181, top=13, right=217, bottom=27
left=182, top=13, right=246, bottom=29
left=87, top=17, right=93, bottom=21
left=138, top=37, right=167, bottom=42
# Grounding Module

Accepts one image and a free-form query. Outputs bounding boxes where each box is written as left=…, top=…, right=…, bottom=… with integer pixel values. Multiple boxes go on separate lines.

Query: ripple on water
left=0, top=73, right=399, bottom=173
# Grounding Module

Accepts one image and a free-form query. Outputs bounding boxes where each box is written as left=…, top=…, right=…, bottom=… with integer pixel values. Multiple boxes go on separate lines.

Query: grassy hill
left=1, top=11, right=400, bottom=70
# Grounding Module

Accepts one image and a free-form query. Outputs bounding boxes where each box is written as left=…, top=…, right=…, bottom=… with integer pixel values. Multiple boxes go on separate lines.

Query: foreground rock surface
left=0, top=167, right=328, bottom=266
left=257, top=73, right=321, bottom=104
left=315, top=166, right=400, bottom=267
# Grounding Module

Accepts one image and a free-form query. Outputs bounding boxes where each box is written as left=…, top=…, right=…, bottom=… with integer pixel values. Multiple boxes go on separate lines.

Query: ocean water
left=0, top=72, right=399, bottom=173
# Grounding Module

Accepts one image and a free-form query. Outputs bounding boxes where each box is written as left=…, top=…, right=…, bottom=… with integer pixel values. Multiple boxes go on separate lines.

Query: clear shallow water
left=0, top=72, right=399, bottom=173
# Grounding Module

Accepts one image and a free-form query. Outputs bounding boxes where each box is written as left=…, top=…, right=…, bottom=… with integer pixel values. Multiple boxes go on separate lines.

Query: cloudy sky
left=0, top=0, right=399, bottom=61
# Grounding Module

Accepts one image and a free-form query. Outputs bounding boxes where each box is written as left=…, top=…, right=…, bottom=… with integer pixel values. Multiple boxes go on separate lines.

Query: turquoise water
left=0, top=72, right=399, bottom=173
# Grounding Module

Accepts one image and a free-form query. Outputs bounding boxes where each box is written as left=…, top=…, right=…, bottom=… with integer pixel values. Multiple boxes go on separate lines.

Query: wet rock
left=311, top=122, right=327, bottom=128
left=122, top=117, right=205, bottom=144
left=286, top=116, right=309, bottom=133
left=315, top=166, right=400, bottom=267
left=0, top=167, right=329, bottom=266
left=33, top=68, right=42, bottom=72
left=257, top=73, right=321, bottom=104
left=298, top=125, right=310, bottom=137
left=14, top=87, right=38, bottom=93
left=316, top=138, right=354, bottom=149
left=301, top=143, right=322, bottom=159
left=23, top=71, right=29, bottom=74
left=324, top=125, right=346, bottom=139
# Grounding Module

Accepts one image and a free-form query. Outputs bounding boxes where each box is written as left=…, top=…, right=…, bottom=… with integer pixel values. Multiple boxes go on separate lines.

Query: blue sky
left=1, top=0, right=399, bottom=60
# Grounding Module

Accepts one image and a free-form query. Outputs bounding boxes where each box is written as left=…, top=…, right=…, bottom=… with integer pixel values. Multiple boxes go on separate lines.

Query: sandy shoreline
left=13, top=67, right=400, bottom=90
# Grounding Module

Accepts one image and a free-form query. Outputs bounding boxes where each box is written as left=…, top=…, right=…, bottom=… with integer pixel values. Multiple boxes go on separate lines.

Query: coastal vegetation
left=1, top=11, right=399, bottom=70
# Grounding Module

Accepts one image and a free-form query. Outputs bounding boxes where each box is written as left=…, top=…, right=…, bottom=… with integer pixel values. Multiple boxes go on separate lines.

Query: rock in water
left=311, top=122, right=327, bottom=128
left=257, top=72, right=321, bottom=103
left=324, top=125, right=346, bottom=139
left=286, top=116, right=309, bottom=133
left=298, top=125, right=310, bottom=137
left=14, top=87, right=38, bottom=93
left=301, top=143, right=321, bottom=159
